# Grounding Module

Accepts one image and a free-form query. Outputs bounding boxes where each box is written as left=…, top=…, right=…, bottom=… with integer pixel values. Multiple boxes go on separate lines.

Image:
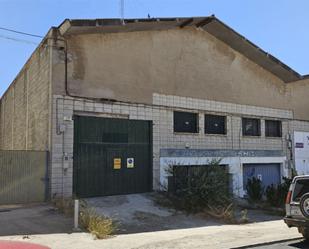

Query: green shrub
left=266, top=177, right=293, bottom=207
left=265, top=184, right=280, bottom=207
left=246, top=177, right=264, bottom=202
left=169, top=159, right=231, bottom=212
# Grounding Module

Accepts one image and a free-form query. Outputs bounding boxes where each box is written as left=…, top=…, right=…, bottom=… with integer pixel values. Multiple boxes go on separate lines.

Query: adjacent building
left=1, top=16, right=309, bottom=200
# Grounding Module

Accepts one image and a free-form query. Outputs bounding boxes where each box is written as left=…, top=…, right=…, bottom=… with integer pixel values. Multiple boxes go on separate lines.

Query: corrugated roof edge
left=58, top=16, right=308, bottom=83
left=210, top=17, right=303, bottom=81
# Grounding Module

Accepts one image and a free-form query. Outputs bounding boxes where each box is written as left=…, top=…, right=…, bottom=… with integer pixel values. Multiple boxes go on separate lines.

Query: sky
left=1, top=0, right=309, bottom=97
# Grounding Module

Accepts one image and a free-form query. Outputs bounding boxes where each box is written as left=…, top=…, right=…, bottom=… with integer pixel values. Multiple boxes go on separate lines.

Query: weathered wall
left=0, top=41, right=51, bottom=151
left=53, top=27, right=303, bottom=115
left=51, top=94, right=293, bottom=197
left=49, top=25, right=309, bottom=197
left=287, top=79, right=309, bottom=120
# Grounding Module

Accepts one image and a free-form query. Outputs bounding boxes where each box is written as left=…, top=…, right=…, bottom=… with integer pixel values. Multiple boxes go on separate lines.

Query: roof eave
left=57, top=16, right=305, bottom=83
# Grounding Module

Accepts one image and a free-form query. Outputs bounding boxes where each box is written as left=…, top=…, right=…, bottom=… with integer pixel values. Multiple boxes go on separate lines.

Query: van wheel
left=300, top=193, right=309, bottom=219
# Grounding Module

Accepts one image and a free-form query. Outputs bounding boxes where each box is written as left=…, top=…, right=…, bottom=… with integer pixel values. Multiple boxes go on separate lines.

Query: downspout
left=50, top=36, right=69, bottom=199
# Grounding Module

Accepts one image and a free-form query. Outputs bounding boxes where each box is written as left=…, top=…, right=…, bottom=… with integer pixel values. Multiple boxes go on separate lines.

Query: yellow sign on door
left=113, top=158, right=121, bottom=169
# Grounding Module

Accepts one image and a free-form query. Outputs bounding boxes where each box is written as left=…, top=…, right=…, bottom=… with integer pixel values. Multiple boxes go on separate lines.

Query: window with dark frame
left=173, top=111, right=198, bottom=133
left=205, top=114, right=226, bottom=135
left=242, top=118, right=261, bottom=136
left=265, top=120, right=282, bottom=137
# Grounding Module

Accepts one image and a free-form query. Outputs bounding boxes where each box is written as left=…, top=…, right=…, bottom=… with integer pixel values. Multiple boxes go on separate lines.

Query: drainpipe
left=50, top=36, right=70, bottom=199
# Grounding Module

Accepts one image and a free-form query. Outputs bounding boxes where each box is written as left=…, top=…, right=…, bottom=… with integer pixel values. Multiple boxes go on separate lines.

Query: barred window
left=205, top=114, right=226, bottom=135
left=242, top=118, right=260, bottom=136
left=265, top=120, right=282, bottom=137
left=174, top=111, right=198, bottom=133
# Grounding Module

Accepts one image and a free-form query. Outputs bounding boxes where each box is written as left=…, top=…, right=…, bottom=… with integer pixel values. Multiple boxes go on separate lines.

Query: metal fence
left=0, top=150, right=48, bottom=205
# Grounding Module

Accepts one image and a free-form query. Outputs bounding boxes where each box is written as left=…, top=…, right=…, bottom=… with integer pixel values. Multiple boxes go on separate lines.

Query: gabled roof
left=58, top=16, right=309, bottom=83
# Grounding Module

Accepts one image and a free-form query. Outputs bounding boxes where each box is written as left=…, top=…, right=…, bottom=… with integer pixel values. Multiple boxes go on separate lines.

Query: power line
left=0, top=27, right=43, bottom=38
left=0, top=34, right=38, bottom=45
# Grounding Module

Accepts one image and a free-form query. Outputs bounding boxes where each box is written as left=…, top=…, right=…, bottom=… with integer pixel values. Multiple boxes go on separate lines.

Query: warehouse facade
left=1, top=16, right=309, bottom=200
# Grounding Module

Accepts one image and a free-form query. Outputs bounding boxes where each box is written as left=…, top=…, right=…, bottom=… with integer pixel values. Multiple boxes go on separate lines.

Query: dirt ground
left=0, top=194, right=285, bottom=237
left=85, top=193, right=283, bottom=234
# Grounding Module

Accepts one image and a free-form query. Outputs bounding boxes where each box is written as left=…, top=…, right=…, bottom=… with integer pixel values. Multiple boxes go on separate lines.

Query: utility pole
left=120, top=0, right=125, bottom=24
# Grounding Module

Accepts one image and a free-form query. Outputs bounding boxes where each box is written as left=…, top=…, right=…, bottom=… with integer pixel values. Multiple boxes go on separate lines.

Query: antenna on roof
left=120, top=0, right=125, bottom=24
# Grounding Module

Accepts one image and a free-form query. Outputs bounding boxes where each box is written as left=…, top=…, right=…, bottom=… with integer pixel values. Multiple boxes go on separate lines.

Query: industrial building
left=1, top=16, right=309, bottom=202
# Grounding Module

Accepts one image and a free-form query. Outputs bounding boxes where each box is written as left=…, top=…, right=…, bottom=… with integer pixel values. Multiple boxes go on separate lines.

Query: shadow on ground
left=85, top=192, right=283, bottom=235
left=0, top=204, right=73, bottom=236
left=287, top=240, right=309, bottom=248
left=245, top=208, right=284, bottom=223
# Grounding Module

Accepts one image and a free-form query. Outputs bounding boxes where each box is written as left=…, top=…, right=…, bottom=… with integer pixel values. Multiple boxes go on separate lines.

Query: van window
left=292, top=179, right=309, bottom=201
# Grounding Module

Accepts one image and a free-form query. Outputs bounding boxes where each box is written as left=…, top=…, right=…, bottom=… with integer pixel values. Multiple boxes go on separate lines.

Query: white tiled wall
left=50, top=93, right=307, bottom=198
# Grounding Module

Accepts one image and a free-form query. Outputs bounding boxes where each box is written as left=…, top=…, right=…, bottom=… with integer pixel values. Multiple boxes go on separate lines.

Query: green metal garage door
left=73, top=116, right=152, bottom=198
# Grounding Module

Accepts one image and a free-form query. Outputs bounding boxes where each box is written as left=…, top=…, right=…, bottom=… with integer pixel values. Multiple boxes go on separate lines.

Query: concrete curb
left=231, top=237, right=303, bottom=248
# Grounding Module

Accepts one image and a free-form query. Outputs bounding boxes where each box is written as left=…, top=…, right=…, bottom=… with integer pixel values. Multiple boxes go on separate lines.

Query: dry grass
left=203, top=204, right=250, bottom=224
left=79, top=207, right=116, bottom=239
left=52, top=197, right=74, bottom=217
left=52, top=198, right=116, bottom=239
left=205, top=203, right=236, bottom=223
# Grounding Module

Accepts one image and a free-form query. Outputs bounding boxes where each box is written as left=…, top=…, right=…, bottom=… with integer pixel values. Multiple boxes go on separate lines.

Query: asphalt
left=248, top=238, right=309, bottom=248
left=0, top=203, right=73, bottom=236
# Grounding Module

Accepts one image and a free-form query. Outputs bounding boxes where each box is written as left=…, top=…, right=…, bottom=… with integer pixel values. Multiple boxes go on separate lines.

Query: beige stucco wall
left=1, top=26, right=308, bottom=148
left=0, top=41, right=51, bottom=151
left=51, top=27, right=309, bottom=120
left=286, top=79, right=309, bottom=120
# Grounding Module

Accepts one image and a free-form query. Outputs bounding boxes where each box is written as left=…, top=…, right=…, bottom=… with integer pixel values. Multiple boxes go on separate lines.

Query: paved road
left=250, top=238, right=309, bottom=249
left=0, top=203, right=72, bottom=236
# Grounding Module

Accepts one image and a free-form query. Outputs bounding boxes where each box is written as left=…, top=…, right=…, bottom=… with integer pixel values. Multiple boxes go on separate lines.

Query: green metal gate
left=73, top=116, right=152, bottom=198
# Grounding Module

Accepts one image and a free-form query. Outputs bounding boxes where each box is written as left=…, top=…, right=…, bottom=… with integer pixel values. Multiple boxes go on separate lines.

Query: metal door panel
left=243, top=163, right=281, bottom=190
left=73, top=116, right=152, bottom=198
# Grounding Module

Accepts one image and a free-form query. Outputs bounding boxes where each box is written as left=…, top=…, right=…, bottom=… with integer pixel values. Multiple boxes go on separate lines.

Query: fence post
left=44, top=151, right=50, bottom=202
left=73, top=199, right=80, bottom=231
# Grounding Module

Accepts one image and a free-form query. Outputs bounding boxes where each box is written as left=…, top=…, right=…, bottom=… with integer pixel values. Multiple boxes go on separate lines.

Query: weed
left=52, top=198, right=74, bottom=217
left=239, top=209, right=249, bottom=224
left=79, top=206, right=116, bottom=239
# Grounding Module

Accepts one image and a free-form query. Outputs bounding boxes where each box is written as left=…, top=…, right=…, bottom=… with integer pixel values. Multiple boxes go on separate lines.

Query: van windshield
left=293, top=179, right=309, bottom=202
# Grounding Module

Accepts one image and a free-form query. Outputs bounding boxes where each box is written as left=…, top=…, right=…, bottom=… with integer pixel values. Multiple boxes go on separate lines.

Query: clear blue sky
left=1, top=0, right=309, bottom=97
